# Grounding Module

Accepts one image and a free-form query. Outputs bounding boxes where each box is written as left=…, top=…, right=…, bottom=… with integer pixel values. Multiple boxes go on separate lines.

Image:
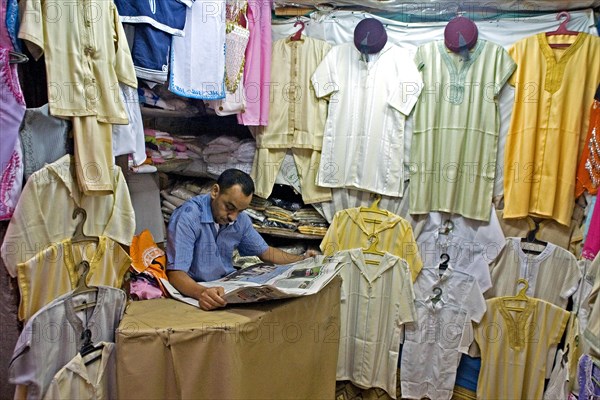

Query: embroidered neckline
left=497, top=297, right=535, bottom=351
left=0, top=48, right=25, bottom=106
left=436, top=39, right=485, bottom=104
left=536, top=32, right=586, bottom=94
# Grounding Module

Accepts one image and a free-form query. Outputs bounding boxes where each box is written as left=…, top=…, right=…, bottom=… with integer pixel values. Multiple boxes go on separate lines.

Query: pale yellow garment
left=252, top=148, right=331, bottom=204
left=73, top=116, right=114, bottom=195
left=16, top=237, right=131, bottom=321
left=583, top=261, right=600, bottom=357
left=18, top=0, right=137, bottom=123
left=504, top=33, right=600, bottom=226
left=474, top=297, right=569, bottom=400
left=320, top=207, right=422, bottom=282
left=0, top=155, right=135, bottom=278
left=255, top=36, right=331, bottom=150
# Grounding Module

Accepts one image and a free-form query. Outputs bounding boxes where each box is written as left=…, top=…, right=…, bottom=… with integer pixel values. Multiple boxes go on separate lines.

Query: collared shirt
left=166, top=194, right=269, bottom=282
left=255, top=37, right=331, bottom=150
left=9, top=287, right=126, bottom=399
left=335, top=249, right=416, bottom=399
left=311, top=42, right=423, bottom=197
left=19, top=0, right=137, bottom=123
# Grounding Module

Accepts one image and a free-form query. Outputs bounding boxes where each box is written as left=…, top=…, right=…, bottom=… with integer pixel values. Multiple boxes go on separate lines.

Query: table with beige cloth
left=116, top=277, right=341, bottom=399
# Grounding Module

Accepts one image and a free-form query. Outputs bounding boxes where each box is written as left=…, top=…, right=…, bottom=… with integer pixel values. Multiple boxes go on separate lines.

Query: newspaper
left=160, top=255, right=343, bottom=306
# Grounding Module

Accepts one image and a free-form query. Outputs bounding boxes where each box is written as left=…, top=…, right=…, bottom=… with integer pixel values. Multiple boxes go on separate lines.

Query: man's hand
left=304, top=249, right=320, bottom=259
left=198, top=286, right=227, bottom=311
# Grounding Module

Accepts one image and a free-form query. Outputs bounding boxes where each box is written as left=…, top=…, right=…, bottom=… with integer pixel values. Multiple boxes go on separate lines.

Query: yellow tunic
left=320, top=207, right=422, bottom=282
left=474, top=297, right=569, bottom=400
left=504, top=33, right=600, bottom=226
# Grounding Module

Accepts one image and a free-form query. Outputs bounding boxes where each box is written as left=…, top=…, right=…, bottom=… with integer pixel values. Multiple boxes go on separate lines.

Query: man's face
left=210, top=184, right=252, bottom=225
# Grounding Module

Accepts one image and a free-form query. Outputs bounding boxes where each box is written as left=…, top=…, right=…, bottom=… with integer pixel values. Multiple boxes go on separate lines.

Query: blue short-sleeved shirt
left=166, top=194, right=269, bottom=282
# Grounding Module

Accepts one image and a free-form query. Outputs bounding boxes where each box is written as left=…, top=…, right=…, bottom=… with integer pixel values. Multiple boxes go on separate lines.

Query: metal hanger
left=9, top=51, right=28, bottom=64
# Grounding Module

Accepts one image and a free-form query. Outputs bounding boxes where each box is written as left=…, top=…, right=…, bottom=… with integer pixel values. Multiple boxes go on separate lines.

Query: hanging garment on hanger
left=401, top=300, right=474, bottom=400
left=575, top=86, right=600, bottom=197
left=0, top=47, right=26, bottom=220
left=236, top=0, right=272, bottom=126
left=311, top=41, right=423, bottom=197
left=486, top=238, right=581, bottom=309
left=0, top=155, right=135, bottom=278
left=503, top=32, right=600, bottom=226
left=415, top=206, right=505, bottom=292
left=8, top=286, right=126, bottom=399
left=334, top=249, right=415, bottom=399
left=170, top=0, right=226, bottom=99
left=474, top=295, right=570, bottom=399
left=409, top=39, right=515, bottom=222
left=577, top=354, right=600, bottom=400
left=42, top=342, right=117, bottom=400
left=16, top=236, right=131, bottom=321
left=321, top=207, right=422, bottom=281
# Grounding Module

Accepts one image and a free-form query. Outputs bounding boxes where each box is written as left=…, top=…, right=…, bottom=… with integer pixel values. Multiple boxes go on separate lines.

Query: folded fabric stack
left=144, top=129, right=192, bottom=172
left=293, top=208, right=329, bottom=236
left=244, top=196, right=329, bottom=237
left=160, top=179, right=215, bottom=223
left=203, top=136, right=255, bottom=177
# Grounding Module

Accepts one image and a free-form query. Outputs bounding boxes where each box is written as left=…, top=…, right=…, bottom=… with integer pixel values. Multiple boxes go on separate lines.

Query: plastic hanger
left=520, top=222, right=547, bottom=255
left=502, top=278, right=530, bottom=311
left=290, top=20, right=305, bottom=41
left=72, top=261, right=98, bottom=311
left=439, top=253, right=450, bottom=271
left=546, top=11, right=579, bottom=49
left=359, top=194, right=389, bottom=224
left=430, top=287, right=443, bottom=305
left=363, top=234, right=384, bottom=265
left=71, top=207, right=99, bottom=244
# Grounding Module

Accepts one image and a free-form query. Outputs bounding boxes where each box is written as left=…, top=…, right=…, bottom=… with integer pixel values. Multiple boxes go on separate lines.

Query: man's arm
left=167, top=270, right=227, bottom=311
left=258, top=246, right=319, bottom=265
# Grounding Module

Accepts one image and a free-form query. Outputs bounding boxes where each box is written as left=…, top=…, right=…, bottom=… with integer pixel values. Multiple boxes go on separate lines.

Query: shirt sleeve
left=493, top=45, right=517, bottom=96
left=400, top=223, right=423, bottom=282
left=311, top=47, right=338, bottom=99
left=507, top=42, right=519, bottom=87
left=320, top=212, right=341, bottom=254
left=166, top=205, right=201, bottom=273
left=467, top=279, right=487, bottom=324
left=237, top=216, right=269, bottom=257
left=17, top=0, right=44, bottom=60
left=388, top=51, right=423, bottom=116
left=112, top=3, right=138, bottom=88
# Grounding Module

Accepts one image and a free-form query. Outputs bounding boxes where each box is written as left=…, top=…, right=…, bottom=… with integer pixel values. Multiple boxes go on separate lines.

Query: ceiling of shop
left=273, top=1, right=600, bottom=16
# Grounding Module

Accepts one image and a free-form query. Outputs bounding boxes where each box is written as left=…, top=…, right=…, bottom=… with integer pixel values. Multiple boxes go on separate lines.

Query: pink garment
left=0, top=48, right=25, bottom=220
left=237, top=0, right=271, bottom=126
left=0, top=0, right=13, bottom=49
left=583, top=198, right=600, bottom=260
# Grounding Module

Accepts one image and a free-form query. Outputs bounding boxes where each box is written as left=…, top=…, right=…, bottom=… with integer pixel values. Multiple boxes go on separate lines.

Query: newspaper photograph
left=160, top=255, right=343, bottom=306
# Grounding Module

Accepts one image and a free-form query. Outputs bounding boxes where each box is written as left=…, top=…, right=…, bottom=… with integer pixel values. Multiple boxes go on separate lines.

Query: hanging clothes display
left=114, top=0, right=187, bottom=83
left=503, top=32, right=600, bottom=226
left=0, top=47, right=26, bottom=220
left=252, top=36, right=332, bottom=204
left=474, top=294, right=570, bottom=399
left=18, top=0, right=137, bottom=194
left=169, top=0, right=226, bottom=99
left=8, top=286, right=126, bottom=399
left=311, top=41, right=423, bottom=197
left=415, top=206, right=505, bottom=292
left=401, top=265, right=486, bottom=400
left=320, top=206, right=422, bottom=281
left=0, top=155, right=135, bottom=278
left=334, top=249, right=416, bottom=399
left=16, top=236, right=131, bottom=321
left=409, top=39, right=515, bottom=221
left=486, top=237, right=581, bottom=309
left=575, top=85, right=600, bottom=196
left=237, top=0, right=272, bottom=126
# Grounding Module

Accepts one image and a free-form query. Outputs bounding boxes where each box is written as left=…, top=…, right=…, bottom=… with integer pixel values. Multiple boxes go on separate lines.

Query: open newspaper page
left=161, top=255, right=343, bottom=306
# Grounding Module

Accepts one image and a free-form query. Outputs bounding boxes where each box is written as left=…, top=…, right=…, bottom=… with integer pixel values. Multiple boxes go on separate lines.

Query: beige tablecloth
left=116, top=277, right=341, bottom=399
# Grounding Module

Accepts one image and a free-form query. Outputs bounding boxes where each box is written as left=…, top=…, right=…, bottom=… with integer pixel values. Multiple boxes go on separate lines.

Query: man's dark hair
left=217, top=169, right=255, bottom=196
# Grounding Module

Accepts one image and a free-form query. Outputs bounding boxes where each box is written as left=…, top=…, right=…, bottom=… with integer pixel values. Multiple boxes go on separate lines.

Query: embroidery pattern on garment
left=585, top=101, right=600, bottom=187
left=497, top=300, right=535, bottom=351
